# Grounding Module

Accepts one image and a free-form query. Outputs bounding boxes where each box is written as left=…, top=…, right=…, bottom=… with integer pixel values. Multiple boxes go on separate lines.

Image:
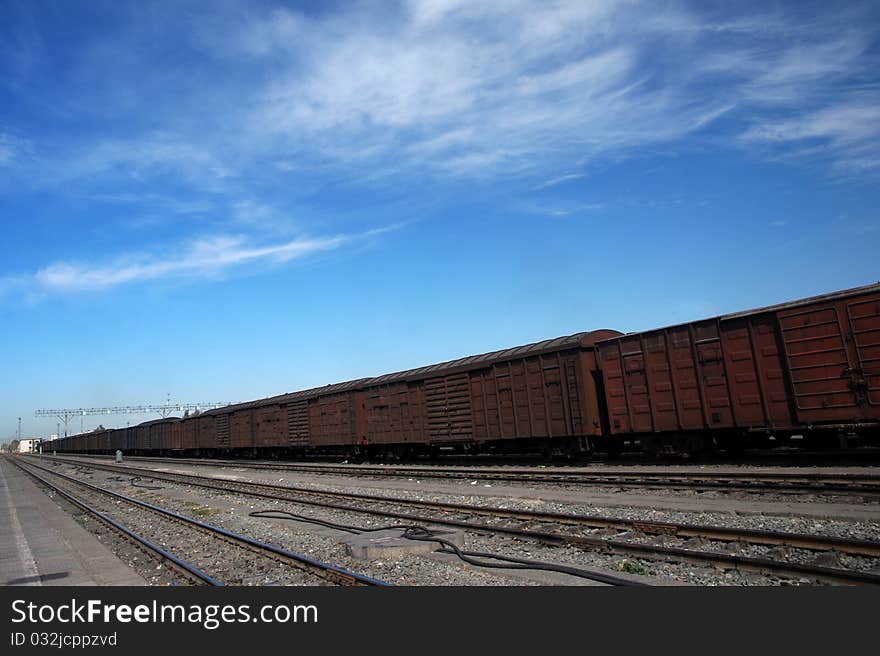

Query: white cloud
left=24, top=232, right=363, bottom=293
left=743, top=102, right=880, bottom=143
left=4, top=1, right=878, bottom=192
left=231, top=1, right=876, bottom=180
left=741, top=98, right=880, bottom=175
left=531, top=173, right=587, bottom=191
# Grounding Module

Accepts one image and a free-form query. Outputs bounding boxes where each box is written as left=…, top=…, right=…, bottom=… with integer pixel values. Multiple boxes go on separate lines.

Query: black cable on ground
left=249, top=509, right=363, bottom=533
left=248, top=509, right=647, bottom=586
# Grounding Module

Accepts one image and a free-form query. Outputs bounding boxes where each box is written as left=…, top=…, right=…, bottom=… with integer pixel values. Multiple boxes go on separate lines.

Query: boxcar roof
left=596, top=282, right=880, bottom=345
left=201, top=331, right=621, bottom=413
left=365, top=330, right=621, bottom=386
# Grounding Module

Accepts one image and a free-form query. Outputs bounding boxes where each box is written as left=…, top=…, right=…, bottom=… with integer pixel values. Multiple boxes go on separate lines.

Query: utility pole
left=18, top=417, right=21, bottom=441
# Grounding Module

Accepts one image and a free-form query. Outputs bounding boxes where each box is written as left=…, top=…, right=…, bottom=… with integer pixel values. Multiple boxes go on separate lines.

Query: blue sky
left=2, top=0, right=878, bottom=440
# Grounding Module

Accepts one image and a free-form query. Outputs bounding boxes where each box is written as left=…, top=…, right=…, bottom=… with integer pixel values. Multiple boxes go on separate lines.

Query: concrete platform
left=0, top=458, right=146, bottom=586
left=343, top=528, right=465, bottom=561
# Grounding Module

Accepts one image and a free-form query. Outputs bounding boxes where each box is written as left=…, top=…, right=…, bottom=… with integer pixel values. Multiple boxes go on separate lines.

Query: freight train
left=43, top=283, right=880, bottom=458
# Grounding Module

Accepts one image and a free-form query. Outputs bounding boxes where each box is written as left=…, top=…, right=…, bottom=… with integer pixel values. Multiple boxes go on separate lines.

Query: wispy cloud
left=2, top=1, right=879, bottom=194
left=741, top=97, right=880, bottom=175
left=2, top=229, right=386, bottom=296
left=228, top=1, right=878, bottom=180
left=531, top=173, right=588, bottom=191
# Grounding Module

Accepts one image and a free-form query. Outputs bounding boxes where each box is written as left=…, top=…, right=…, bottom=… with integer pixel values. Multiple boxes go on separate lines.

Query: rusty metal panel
left=137, top=425, right=150, bottom=450
left=468, top=350, right=591, bottom=441
left=286, top=400, right=309, bottom=446
left=779, top=290, right=880, bottom=423
left=692, top=320, right=734, bottom=428
left=571, top=352, right=595, bottom=435
left=255, top=405, right=286, bottom=447
left=641, top=331, right=678, bottom=432
left=596, top=284, right=880, bottom=436
left=599, top=317, right=781, bottom=434
left=779, top=304, right=852, bottom=420
left=308, top=393, right=357, bottom=446
left=425, top=373, right=473, bottom=442
left=472, top=370, right=500, bottom=439
left=620, top=334, right=653, bottom=433
left=169, top=421, right=182, bottom=450
left=719, top=318, right=766, bottom=427
left=124, top=427, right=136, bottom=451
left=229, top=409, right=254, bottom=448
left=190, top=414, right=209, bottom=449
left=215, top=414, right=229, bottom=447
left=747, top=315, right=794, bottom=428
left=110, top=428, right=126, bottom=451
left=846, top=294, right=880, bottom=407
left=363, top=382, right=427, bottom=445
left=665, top=326, right=704, bottom=431
left=150, top=423, right=164, bottom=450
left=598, top=341, right=629, bottom=434
left=492, top=364, right=516, bottom=437
left=90, top=431, right=104, bottom=451
left=540, top=354, right=571, bottom=437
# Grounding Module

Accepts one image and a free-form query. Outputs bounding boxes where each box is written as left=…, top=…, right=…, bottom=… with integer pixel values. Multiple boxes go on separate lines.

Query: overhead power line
left=35, top=399, right=234, bottom=436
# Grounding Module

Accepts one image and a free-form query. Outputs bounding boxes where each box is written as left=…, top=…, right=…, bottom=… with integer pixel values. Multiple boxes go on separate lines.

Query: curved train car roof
left=365, top=329, right=622, bottom=386
left=596, top=282, right=880, bottom=344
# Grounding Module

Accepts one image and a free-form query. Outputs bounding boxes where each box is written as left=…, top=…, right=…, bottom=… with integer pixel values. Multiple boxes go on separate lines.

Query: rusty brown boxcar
left=124, top=426, right=136, bottom=452
left=169, top=420, right=182, bottom=451
left=355, top=330, right=621, bottom=455
left=133, top=419, right=170, bottom=452
left=156, top=419, right=178, bottom=451
left=228, top=403, right=256, bottom=450
left=110, top=427, right=126, bottom=452
left=53, top=283, right=878, bottom=459
left=254, top=403, right=286, bottom=448
left=150, top=422, right=164, bottom=451
left=595, top=283, right=880, bottom=452
left=196, top=414, right=217, bottom=450
left=303, top=382, right=368, bottom=449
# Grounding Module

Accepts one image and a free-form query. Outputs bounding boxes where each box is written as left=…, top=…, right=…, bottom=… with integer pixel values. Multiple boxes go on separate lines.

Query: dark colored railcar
left=52, top=283, right=878, bottom=458
left=110, top=428, right=126, bottom=452
left=308, top=391, right=361, bottom=448
left=229, top=404, right=256, bottom=449
left=170, top=420, right=182, bottom=451
left=133, top=419, right=169, bottom=453
left=124, top=426, right=137, bottom=452
left=195, top=414, right=214, bottom=451
left=150, top=422, right=165, bottom=451
left=357, top=330, right=621, bottom=455
left=595, top=283, right=880, bottom=452
left=254, top=404, right=286, bottom=448
left=156, top=420, right=177, bottom=451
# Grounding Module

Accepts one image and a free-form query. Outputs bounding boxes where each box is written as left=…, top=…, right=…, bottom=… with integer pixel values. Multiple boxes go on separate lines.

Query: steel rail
left=41, top=456, right=880, bottom=585
left=17, top=459, right=388, bottom=587
left=52, top=453, right=880, bottom=495
left=5, top=457, right=221, bottom=586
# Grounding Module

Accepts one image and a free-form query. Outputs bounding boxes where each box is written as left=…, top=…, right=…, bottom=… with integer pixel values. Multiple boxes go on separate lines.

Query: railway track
left=49, top=453, right=880, bottom=496
left=10, top=457, right=387, bottom=587
left=4, top=457, right=221, bottom=586
left=40, top=455, right=880, bottom=585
